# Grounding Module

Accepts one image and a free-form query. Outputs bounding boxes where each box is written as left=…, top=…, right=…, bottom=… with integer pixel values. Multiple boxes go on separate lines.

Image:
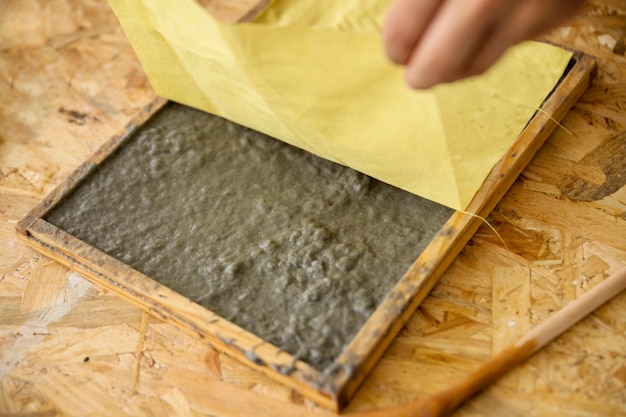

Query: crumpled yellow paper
left=108, top=0, right=572, bottom=210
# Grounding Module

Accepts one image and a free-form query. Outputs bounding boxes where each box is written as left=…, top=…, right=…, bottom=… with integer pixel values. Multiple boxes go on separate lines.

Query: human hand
left=383, top=0, right=587, bottom=89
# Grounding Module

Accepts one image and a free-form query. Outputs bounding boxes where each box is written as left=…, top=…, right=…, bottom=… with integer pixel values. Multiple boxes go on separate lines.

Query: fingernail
left=405, top=67, right=435, bottom=90
left=383, top=35, right=411, bottom=65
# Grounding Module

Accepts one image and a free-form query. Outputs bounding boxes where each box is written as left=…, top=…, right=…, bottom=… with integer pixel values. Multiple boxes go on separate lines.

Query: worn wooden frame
left=16, top=53, right=595, bottom=411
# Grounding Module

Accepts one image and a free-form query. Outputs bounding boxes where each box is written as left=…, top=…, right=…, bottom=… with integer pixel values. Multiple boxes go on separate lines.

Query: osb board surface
left=12, top=49, right=594, bottom=411
left=1, top=1, right=625, bottom=416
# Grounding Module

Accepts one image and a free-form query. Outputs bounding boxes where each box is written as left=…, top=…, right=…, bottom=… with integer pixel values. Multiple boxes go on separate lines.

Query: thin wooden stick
left=346, top=266, right=626, bottom=417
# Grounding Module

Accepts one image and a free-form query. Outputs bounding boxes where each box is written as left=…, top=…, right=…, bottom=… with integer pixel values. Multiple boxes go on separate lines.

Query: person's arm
left=383, top=0, right=587, bottom=89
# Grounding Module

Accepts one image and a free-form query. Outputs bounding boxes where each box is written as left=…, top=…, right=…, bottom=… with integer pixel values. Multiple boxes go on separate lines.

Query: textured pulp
left=46, top=104, right=453, bottom=370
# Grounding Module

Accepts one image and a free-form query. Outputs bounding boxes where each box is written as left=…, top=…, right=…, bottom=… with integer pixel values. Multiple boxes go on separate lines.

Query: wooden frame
left=16, top=53, right=595, bottom=411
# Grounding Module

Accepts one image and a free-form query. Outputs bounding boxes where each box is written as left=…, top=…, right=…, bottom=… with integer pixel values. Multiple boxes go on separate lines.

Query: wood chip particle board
left=16, top=54, right=595, bottom=411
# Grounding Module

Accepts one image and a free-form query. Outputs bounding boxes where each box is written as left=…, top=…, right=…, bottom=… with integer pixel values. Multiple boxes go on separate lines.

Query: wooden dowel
left=346, top=266, right=626, bottom=417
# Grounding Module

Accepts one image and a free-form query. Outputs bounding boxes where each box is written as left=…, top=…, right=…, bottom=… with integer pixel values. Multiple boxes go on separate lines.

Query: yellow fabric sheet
left=108, top=0, right=572, bottom=210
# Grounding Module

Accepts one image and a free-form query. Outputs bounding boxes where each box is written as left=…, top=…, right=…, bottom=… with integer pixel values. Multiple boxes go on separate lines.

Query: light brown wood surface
left=13, top=51, right=596, bottom=411
left=348, top=267, right=626, bottom=417
left=1, top=1, right=625, bottom=417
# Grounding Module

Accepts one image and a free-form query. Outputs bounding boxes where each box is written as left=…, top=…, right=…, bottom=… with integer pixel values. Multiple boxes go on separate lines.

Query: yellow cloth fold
left=108, top=0, right=572, bottom=210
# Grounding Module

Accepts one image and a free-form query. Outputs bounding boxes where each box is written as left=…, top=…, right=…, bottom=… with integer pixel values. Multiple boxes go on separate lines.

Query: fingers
left=385, top=0, right=589, bottom=90
left=403, top=0, right=511, bottom=89
left=455, top=0, right=579, bottom=82
left=456, top=5, right=530, bottom=81
left=383, top=0, right=442, bottom=65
